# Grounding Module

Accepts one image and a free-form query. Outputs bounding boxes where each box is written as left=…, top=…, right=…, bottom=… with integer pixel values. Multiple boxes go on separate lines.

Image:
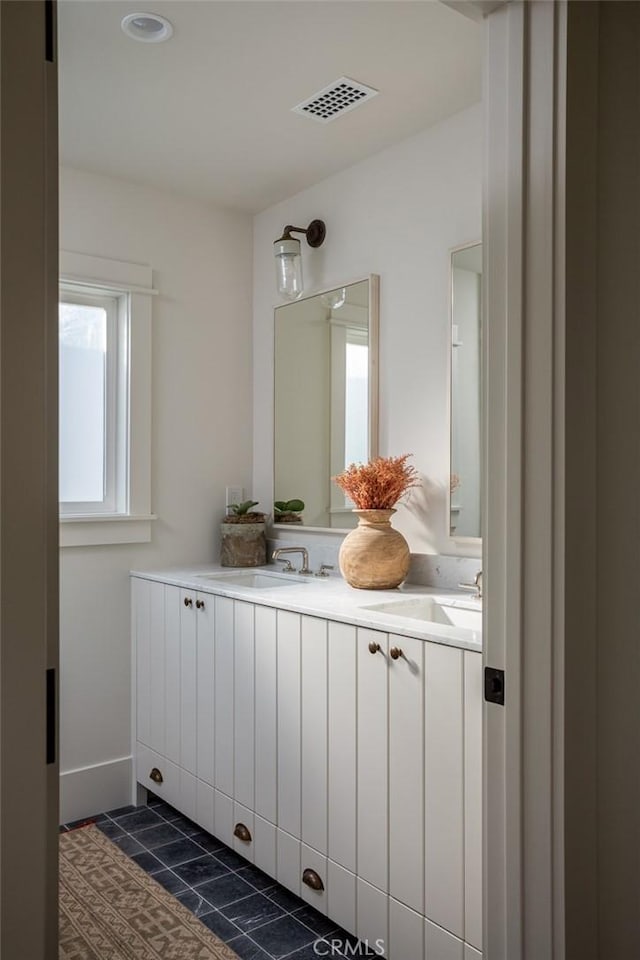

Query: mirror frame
left=448, top=241, right=482, bottom=548
left=272, top=274, right=380, bottom=534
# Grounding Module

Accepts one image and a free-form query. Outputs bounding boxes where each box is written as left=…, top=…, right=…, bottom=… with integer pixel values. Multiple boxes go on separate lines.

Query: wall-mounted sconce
left=274, top=219, right=326, bottom=301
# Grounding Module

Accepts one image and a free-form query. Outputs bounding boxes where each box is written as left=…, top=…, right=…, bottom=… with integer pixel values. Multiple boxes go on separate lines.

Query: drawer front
left=232, top=802, right=255, bottom=863
left=327, top=861, right=357, bottom=940
left=425, top=919, right=464, bottom=960
left=196, top=779, right=215, bottom=835
left=276, top=828, right=301, bottom=896
left=300, top=844, right=328, bottom=914
left=356, top=879, right=388, bottom=958
left=136, top=743, right=179, bottom=809
left=179, top=769, right=197, bottom=821
left=254, top=815, right=277, bottom=878
left=390, top=898, right=424, bottom=960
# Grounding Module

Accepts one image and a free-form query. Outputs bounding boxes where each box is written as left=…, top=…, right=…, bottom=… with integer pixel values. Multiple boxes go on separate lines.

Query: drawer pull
left=233, top=822, right=252, bottom=843
left=389, top=646, right=403, bottom=660
left=302, top=868, right=324, bottom=892
left=184, top=597, right=193, bottom=608
left=196, top=599, right=205, bottom=610
left=368, top=641, right=381, bottom=654
left=149, top=767, right=164, bottom=785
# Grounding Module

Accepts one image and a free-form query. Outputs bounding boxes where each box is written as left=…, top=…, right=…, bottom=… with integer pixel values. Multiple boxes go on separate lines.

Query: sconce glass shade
left=274, top=236, right=303, bottom=301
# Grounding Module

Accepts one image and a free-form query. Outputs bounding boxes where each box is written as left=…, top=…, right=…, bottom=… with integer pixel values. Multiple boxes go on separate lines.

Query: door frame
left=482, top=1, right=569, bottom=957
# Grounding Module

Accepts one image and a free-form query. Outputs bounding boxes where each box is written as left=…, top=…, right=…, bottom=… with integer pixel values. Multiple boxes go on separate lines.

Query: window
left=59, top=251, right=154, bottom=547
left=59, top=288, right=123, bottom=515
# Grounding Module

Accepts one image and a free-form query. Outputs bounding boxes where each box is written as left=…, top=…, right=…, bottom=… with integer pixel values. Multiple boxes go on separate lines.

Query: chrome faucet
left=459, top=569, right=482, bottom=599
left=272, top=546, right=312, bottom=575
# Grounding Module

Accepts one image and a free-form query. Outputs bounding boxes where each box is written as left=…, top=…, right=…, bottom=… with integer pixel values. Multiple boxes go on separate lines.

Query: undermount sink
left=362, top=596, right=482, bottom=632
left=195, top=571, right=308, bottom=589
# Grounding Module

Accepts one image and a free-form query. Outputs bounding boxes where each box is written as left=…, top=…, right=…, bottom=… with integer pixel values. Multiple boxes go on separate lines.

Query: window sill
left=60, top=514, right=157, bottom=548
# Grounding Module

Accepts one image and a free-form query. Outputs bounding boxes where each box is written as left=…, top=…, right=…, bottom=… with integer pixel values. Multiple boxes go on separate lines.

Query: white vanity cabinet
left=131, top=575, right=483, bottom=959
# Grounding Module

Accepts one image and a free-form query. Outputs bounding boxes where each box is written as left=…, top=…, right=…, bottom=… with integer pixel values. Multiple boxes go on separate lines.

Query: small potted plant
left=273, top=498, right=305, bottom=524
left=220, top=500, right=267, bottom=567
left=333, top=454, right=420, bottom=589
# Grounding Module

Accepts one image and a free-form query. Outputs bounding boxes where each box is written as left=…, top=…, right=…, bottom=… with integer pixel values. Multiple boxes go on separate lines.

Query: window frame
left=59, top=286, right=122, bottom=517
left=59, top=251, right=155, bottom=547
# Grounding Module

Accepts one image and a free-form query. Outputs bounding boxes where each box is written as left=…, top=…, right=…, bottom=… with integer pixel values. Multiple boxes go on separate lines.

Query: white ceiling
left=59, top=1, right=482, bottom=214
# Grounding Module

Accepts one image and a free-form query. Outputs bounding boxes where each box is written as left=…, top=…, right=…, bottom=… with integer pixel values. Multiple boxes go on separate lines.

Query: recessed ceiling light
left=121, top=12, right=173, bottom=43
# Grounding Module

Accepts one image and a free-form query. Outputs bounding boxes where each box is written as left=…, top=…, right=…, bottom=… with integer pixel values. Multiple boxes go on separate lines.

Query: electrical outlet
left=225, top=486, right=244, bottom=509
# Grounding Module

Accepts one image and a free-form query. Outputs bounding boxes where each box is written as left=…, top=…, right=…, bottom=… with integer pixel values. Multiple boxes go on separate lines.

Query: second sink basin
left=362, top=596, right=482, bottom=632
left=196, top=571, right=308, bottom=589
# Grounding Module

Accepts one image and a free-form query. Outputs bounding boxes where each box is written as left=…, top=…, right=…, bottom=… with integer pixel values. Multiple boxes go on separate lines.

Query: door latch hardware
left=484, top=666, right=505, bottom=706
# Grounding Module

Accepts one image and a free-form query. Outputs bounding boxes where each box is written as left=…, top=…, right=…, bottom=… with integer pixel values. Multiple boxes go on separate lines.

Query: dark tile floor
left=61, top=795, right=381, bottom=959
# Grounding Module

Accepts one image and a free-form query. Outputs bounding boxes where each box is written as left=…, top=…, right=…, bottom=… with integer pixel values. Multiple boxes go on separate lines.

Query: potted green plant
left=220, top=500, right=267, bottom=567
left=273, top=498, right=305, bottom=524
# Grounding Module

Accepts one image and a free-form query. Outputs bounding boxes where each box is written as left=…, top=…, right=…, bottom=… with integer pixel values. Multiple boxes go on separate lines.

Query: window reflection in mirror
left=450, top=243, right=482, bottom=540
left=274, top=277, right=378, bottom=530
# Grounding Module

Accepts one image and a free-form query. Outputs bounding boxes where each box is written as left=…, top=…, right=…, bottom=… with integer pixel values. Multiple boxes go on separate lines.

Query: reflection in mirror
left=450, top=243, right=482, bottom=540
left=274, top=277, right=378, bottom=531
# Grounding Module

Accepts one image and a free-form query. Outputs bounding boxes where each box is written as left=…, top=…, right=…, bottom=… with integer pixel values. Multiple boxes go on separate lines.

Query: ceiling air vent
left=292, top=77, right=379, bottom=124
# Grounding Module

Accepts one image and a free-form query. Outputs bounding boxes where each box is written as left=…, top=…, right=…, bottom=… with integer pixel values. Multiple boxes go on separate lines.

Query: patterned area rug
left=59, top=824, right=240, bottom=959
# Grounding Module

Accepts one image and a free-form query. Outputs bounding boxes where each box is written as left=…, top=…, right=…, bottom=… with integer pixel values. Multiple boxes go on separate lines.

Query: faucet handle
left=276, top=558, right=295, bottom=573
left=458, top=570, right=482, bottom=598
left=315, top=564, right=334, bottom=578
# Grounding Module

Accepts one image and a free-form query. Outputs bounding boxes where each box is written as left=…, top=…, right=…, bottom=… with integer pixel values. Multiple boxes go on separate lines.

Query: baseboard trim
left=60, top=755, right=133, bottom=824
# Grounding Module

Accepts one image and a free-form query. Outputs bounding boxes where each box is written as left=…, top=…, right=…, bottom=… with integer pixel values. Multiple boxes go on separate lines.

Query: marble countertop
left=130, top=564, right=482, bottom=653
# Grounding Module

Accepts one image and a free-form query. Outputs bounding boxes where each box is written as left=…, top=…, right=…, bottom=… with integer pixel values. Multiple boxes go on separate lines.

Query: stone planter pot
left=338, top=508, right=410, bottom=589
left=220, top=520, right=266, bottom=567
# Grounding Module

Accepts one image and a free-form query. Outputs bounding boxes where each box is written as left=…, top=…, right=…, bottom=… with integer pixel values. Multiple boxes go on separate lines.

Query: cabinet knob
left=196, top=599, right=205, bottom=610
left=184, top=597, right=193, bottom=608
left=302, top=868, right=325, bottom=892
left=389, top=646, right=403, bottom=660
left=368, top=641, right=381, bottom=655
left=149, top=767, right=163, bottom=785
left=233, top=822, right=252, bottom=843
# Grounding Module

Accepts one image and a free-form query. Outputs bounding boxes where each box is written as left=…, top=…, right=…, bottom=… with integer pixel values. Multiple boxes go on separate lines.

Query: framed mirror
left=274, top=276, right=379, bottom=531
left=449, top=243, right=482, bottom=541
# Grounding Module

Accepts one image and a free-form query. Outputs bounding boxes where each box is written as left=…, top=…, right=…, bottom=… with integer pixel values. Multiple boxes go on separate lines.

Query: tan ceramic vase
left=339, top=509, right=410, bottom=589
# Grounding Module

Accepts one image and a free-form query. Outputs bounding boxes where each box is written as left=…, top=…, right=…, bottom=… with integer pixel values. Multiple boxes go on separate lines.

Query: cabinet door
left=164, top=584, right=181, bottom=765
left=133, top=577, right=166, bottom=757
left=357, top=627, right=388, bottom=892
left=134, top=578, right=151, bottom=749
left=389, top=633, right=424, bottom=913
left=328, top=621, right=357, bottom=872
left=214, top=596, right=234, bottom=796
left=254, top=606, right=277, bottom=823
left=234, top=601, right=255, bottom=809
left=180, top=588, right=197, bottom=776
left=425, top=643, right=464, bottom=937
left=464, top=651, right=483, bottom=951
left=277, top=610, right=301, bottom=838
left=148, top=580, right=166, bottom=756
left=196, top=592, right=215, bottom=786
left=301, top=616, right=327, bottom=854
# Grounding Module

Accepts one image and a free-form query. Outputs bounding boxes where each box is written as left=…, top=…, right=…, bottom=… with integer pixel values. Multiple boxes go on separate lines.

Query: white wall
left=59, top=167, right=253, bottom=821
left=253, top=105, right=482, bottom=557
